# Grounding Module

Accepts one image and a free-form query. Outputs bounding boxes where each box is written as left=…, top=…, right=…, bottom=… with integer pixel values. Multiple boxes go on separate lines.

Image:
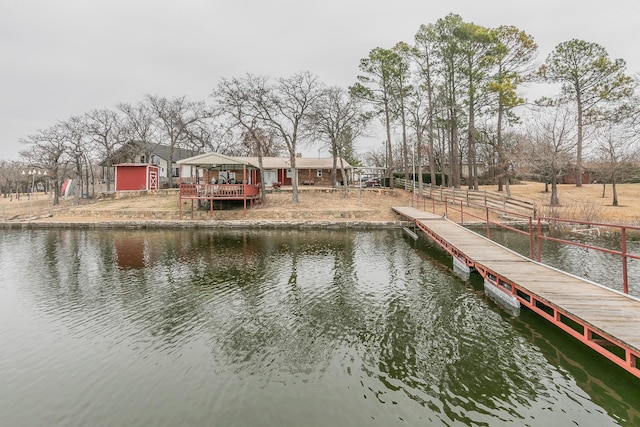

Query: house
left=178, top=153, right=353, bottom=187
left=102, top=141, right=203, bottom=186
left=242, top=155, right=353, bottom=186
left=175, top=152, right=354, bottom=219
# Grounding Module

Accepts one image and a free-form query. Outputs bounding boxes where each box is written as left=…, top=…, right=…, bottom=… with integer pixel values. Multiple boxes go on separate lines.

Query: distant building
left=560, top=164, right=592, bottom=185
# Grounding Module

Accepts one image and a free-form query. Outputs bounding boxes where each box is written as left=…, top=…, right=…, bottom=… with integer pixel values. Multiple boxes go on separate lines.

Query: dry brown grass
left=484, top=182, right=640, bottom=225
left=2, top=181, right=639, bottom=225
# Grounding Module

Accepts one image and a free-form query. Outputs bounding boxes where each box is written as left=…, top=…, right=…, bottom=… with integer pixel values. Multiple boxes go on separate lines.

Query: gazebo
left=176, top=152, right=261, bottom=219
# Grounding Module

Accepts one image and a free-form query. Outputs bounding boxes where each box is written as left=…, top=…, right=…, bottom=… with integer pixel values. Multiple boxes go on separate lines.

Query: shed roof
left=114, top=163, right=159, bottom=168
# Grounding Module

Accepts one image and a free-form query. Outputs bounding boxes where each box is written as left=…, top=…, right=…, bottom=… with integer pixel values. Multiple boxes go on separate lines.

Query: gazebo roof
left=177, top=152, right=259, bottom=168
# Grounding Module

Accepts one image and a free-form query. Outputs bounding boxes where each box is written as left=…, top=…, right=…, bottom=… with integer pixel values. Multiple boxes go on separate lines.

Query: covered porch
left=177, top=152, right=262, bottom=219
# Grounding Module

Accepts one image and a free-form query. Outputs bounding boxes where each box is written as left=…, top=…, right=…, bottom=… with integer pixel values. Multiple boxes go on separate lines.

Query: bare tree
left=593, top=119, right=640, bottom=206
left=146, top=95, right=208, bottom=187
left=20, top=124, right=71, bottom=206
left=62, top=116, right=92, bottom=204
left=118, top=100, right=161, bottom=162
left=85, top=108, right=129, bottom=191
left=242, top=120, right=278, bottom=201
left=215, top=72, right=323, bottom=203
left=365, top=144, right=387, bottom=168
left=265, top=72, right=324, bottom=202
left=212, top=76, right=282, bottom=201
left=527, top=105, right=577, bottom=206
left=310, top=86, right=369, bottom=193
left=0, top=160, right=24, bottom=199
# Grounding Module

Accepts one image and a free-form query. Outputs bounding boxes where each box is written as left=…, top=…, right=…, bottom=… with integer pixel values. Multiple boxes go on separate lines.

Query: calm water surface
left=0, top=228, right=638, bottom=426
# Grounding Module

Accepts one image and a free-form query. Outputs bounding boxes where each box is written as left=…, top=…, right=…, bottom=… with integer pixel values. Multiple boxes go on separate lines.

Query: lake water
left=1, top=228, right=638, bottom=426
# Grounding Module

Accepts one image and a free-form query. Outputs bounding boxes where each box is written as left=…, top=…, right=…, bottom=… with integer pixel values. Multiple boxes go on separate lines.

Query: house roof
left=148, top=143, right=201, bottom=163
left=178, top=153, right=352, bottom=170
left=102, top=141, right=203, bottom=166
left=245, top=157, right=353, bottom=169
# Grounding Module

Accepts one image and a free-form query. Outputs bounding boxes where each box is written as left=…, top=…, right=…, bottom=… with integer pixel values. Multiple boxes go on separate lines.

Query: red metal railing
left=413, top=192, right=639, bottom=295
left=437, top=195, right=535, bottom=259
left=180, top=183, right=260, bottom=198
left=537, top=217, right=640, bottom=294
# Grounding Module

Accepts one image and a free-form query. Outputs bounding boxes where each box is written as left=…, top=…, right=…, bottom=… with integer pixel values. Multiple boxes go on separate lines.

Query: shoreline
left=0, top=219, right=406, bottom=230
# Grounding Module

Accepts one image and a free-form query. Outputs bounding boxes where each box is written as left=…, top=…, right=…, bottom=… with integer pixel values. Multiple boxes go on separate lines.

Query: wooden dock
left=393, top=206, right=640, bottom=379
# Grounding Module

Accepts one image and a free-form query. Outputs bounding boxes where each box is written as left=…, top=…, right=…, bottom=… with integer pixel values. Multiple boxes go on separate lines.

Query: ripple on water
left=0, top=229, right=634, bottom=427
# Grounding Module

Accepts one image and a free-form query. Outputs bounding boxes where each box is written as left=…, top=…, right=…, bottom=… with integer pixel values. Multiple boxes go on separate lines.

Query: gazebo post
left=178, top=161, right=183, bottom=219
left=243, top=164, right=247, bottom=218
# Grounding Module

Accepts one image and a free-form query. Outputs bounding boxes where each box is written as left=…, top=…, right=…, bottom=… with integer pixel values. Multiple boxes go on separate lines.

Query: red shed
left=114, top=163, right=160, bottom=191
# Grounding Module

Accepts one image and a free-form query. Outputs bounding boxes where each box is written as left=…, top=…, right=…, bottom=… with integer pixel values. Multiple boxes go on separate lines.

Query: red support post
left=485, top=207, right=490, bottom=239
left=537, top=218, right=542, bottom=262
left=529, top=216, right=534, bottom=260
left=622, top=227, right=629, bottom=294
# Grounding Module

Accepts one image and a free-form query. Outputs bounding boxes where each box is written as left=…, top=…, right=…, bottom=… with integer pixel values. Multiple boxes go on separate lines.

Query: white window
left=316, top=169, right=322, bottom=178
left=286, top=169, right=292, bottom=178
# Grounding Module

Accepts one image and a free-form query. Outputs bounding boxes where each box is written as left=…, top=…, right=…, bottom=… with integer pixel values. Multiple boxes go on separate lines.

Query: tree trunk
left=290, top=149, right=298, bottom=203
left=467, top=84, right=477, bottom=190
left=332, top=145, right=338, bottom=188
left=496, top=63, right=505, bottom=192
left=384, top=101, right=394, bottom=189
left=576, top=95, right=583, bottom=187
left=417, top=131, right=424, bottom=196
left=339, top=157, right=349, bottom=199
left=401, top=109, right=409, bottom=184
left=550, top=176, right=559, bottom=206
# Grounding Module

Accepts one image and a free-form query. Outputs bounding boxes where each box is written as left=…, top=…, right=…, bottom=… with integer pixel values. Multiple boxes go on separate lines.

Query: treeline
left=4, top=13, right=640, bottom=206
left=352, top=13, right=639, bottom=207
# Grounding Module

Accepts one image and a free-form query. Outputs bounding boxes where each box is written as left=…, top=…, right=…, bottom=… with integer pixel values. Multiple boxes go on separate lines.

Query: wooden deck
left=179, top=183, right=261, bottom=219
left=393, top=206, right=640, bottom=379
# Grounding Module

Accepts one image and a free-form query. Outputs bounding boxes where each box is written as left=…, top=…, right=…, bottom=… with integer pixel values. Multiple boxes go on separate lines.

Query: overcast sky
left=1, top=0, right=638, bottom=161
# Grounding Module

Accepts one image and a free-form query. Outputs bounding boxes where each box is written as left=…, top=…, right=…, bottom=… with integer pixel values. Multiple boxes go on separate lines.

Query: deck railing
left=405, top=187, right=639, bottom=296
left=396, top=179, right=537, bottom=218
left=537, top=217, right=640, bottom=294
left=180, top=183, right=260, bottom=198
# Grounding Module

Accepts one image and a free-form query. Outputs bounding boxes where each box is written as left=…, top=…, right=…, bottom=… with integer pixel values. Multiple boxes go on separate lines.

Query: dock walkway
left=393, top=206, right=640, bottom=379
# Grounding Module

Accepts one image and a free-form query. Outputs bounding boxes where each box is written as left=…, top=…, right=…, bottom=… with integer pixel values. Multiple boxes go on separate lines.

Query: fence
left=396, top=179, right=537, bottom=219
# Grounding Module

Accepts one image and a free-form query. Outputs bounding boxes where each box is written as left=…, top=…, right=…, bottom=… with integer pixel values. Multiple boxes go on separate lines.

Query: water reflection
left=0, top=229, right=636, bottom=426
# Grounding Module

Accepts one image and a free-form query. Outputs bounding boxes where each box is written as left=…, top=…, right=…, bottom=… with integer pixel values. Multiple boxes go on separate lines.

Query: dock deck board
left=393, top=206, right=640, bottom=375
